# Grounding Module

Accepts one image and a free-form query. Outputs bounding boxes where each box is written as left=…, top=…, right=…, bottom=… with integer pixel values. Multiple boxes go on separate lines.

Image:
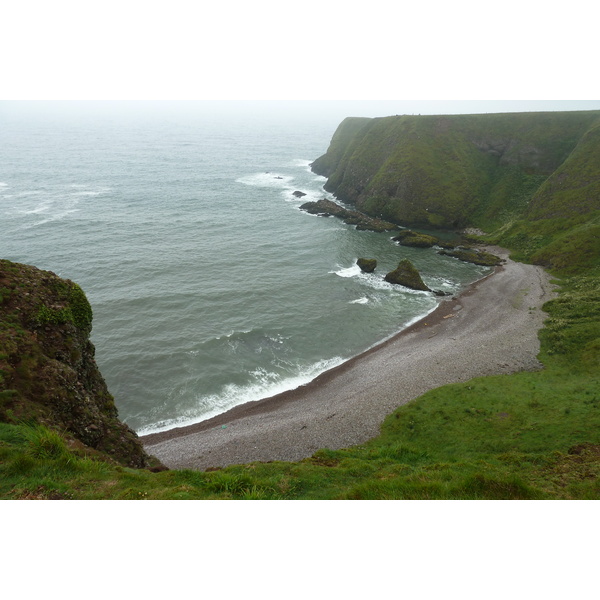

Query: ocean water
left=0, top=102, right=491, bottom=434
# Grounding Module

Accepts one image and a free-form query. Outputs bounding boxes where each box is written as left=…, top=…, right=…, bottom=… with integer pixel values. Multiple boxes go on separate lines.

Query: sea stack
left=384, top=259, right=431, bottom=291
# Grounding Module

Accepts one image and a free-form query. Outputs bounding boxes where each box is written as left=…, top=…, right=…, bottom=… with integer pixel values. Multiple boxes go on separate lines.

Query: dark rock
left=357, top=258, right=377, bottom=273
left=292, top=191, right=307, bottom=198
left=300, top=199, right=398, bottom=233
left=384, top=259, right=432, bottom=291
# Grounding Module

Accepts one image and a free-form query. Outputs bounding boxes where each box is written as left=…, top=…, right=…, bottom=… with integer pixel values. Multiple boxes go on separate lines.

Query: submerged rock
left=384, top=259, right=432, bottom=291
left=293, top=190, right=307, bottom=198
left=357, top=258, right=377, bottom=273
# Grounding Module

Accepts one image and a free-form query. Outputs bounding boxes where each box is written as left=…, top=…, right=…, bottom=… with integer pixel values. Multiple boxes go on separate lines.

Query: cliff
left=312, top=111, right=600, bottom=238
left=0, top=260, right=160, bottom=469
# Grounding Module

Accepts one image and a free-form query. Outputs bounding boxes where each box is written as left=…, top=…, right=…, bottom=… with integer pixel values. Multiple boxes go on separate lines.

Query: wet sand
left=142, top=248, right=556, bottom=470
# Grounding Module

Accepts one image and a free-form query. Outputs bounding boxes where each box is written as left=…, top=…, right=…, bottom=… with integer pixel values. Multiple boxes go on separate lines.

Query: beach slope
left=142, top=249, right=556, bottom=470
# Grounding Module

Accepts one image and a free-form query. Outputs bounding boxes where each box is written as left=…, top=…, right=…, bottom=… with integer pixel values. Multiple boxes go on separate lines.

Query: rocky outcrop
left=438, top=247, right=504, bottom=266
left=384, top=259, right=432, bottom=291
left=0, top=259, right=162, bottom=469
left=392, top=230, right=440, bottom=248
left=293, top=191, right=307, bottom=198
left=357, top=258, right=377, bottom=273
left=300, top=199, right=398, bottom=232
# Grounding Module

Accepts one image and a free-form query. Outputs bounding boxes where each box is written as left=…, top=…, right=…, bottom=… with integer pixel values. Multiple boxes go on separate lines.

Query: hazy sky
left=2, top=1, right=597, bottom=105
left=3, top=100, right=600, bottom=125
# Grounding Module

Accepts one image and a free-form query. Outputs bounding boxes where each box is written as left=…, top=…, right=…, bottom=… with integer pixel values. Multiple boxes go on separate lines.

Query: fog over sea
left=0, top=102, right=491, bottom=434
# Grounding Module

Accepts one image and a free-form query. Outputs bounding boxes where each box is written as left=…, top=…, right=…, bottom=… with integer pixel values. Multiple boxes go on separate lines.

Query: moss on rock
left=392, top=230, right=440, bottom=248
left=384, top=259, right=432, bottom=291
left=438, top=247, right=503, bottom=266
left=357, top=258, right=377, bottom=273
left=0, top=259, right=162, bottom=469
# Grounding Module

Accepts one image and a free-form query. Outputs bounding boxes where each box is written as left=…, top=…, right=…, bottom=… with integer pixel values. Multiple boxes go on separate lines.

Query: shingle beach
left=142, top=248, right=556, bottom=470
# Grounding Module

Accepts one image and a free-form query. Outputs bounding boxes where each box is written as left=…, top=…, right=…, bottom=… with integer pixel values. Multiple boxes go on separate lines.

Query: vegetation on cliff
left=312, top=111, right=600, bottom=253
left=0, top=260, right=161, bottom=470
left=2, top=264, right=598, bottom=499
left=2, top=109, right=599, bottom=499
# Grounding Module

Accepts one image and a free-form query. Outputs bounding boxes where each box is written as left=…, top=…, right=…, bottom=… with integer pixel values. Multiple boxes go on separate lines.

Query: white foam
left=71, top=190, right=105, bottom=197
left=16, top=190, right=43, bottom=197
left=138, top=355, right=345, bottom=435
left=350, top=297, right=369, bottom=304
left=236, top=172, right=295, bottom=189
left=20, top=199, right=52, bottom=215
left=288, top=158, right=312, bottom=168
left=0, top=182, right=9, bottom=187
left=283, top=188, right=323, bottom=203
left=331, top=264, right=362, bottom=278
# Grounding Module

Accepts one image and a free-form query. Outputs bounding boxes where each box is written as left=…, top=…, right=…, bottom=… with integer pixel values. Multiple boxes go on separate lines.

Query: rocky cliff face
left=0, top=260, right=160, bottom=469
left=312, top=111, right=600, bottom=231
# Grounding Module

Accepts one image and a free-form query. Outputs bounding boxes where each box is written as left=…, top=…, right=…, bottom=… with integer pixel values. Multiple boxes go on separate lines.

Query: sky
left=2, top=1, right=598, bottom=108
left=3, top=0, right=596, bottom=591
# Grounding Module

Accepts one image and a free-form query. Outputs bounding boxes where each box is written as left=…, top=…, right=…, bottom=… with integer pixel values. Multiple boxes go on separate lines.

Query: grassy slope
left=320, top=111, right=600, bottom=231
left=2, top=111, right=599, bottom=500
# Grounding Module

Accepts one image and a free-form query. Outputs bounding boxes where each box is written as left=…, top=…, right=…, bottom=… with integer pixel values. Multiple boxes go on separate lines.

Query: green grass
left=2, top=110, right=599, bottom=499
left=317, top=110, right=600, bottom=231
left=2, top=265, right=598, bottom=499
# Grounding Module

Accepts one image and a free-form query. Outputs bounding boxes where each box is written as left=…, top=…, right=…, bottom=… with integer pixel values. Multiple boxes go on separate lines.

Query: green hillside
left=2, top=110, right=599, bottom=499
left=312, top=111, right=600, bottom=262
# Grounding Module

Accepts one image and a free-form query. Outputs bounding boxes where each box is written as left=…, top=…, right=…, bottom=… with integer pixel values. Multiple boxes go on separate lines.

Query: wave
left=331, top=262, right=434, bottom=296
left=349, top=297, right=369, bottom=304
left=288, top=158, right=312, bottom=168
left=236, top=172, right=295, bottom=188
left=331, top=264, right=362, bottom=278
left=137, top=355, right=345, bottom=435
left=11, top=184, right=111, bottom=228
left=71, top=190, right=106, bottom=197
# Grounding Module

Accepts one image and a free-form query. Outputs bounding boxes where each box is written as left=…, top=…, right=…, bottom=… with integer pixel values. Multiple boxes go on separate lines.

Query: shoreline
left=141, top=272, right=487, bottom=443
left=139, top=292, right=442, bottom=439
left=142, top=247, right=557, bottom=470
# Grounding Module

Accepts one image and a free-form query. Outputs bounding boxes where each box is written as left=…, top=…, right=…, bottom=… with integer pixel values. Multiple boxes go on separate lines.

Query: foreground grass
left=2, top=267, right=598, bottom=500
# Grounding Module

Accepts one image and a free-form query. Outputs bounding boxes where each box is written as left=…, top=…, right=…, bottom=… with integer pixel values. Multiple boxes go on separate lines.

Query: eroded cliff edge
left=311, top=111, right=600, bottom=237
left=0, top=260, right=160, bottom=469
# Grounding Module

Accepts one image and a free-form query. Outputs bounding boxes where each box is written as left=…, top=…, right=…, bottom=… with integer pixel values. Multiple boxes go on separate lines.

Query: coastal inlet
left=0, top=109, right=492, bottom=435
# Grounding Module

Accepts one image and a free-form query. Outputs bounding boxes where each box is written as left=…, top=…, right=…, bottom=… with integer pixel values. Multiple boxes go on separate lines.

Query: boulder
left=292, top=190, right=307, bottom=198
left=384, top=259, right=432, bottom=291
left=357, top=258, right=377, bottom=273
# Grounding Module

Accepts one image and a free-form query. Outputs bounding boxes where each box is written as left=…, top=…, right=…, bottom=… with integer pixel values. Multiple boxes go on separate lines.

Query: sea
left=0, top=101, right=491, bottom=435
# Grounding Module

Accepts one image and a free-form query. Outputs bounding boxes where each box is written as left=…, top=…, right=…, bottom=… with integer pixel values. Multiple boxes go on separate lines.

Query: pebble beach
left=142, top=248, right=556, bottom=470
